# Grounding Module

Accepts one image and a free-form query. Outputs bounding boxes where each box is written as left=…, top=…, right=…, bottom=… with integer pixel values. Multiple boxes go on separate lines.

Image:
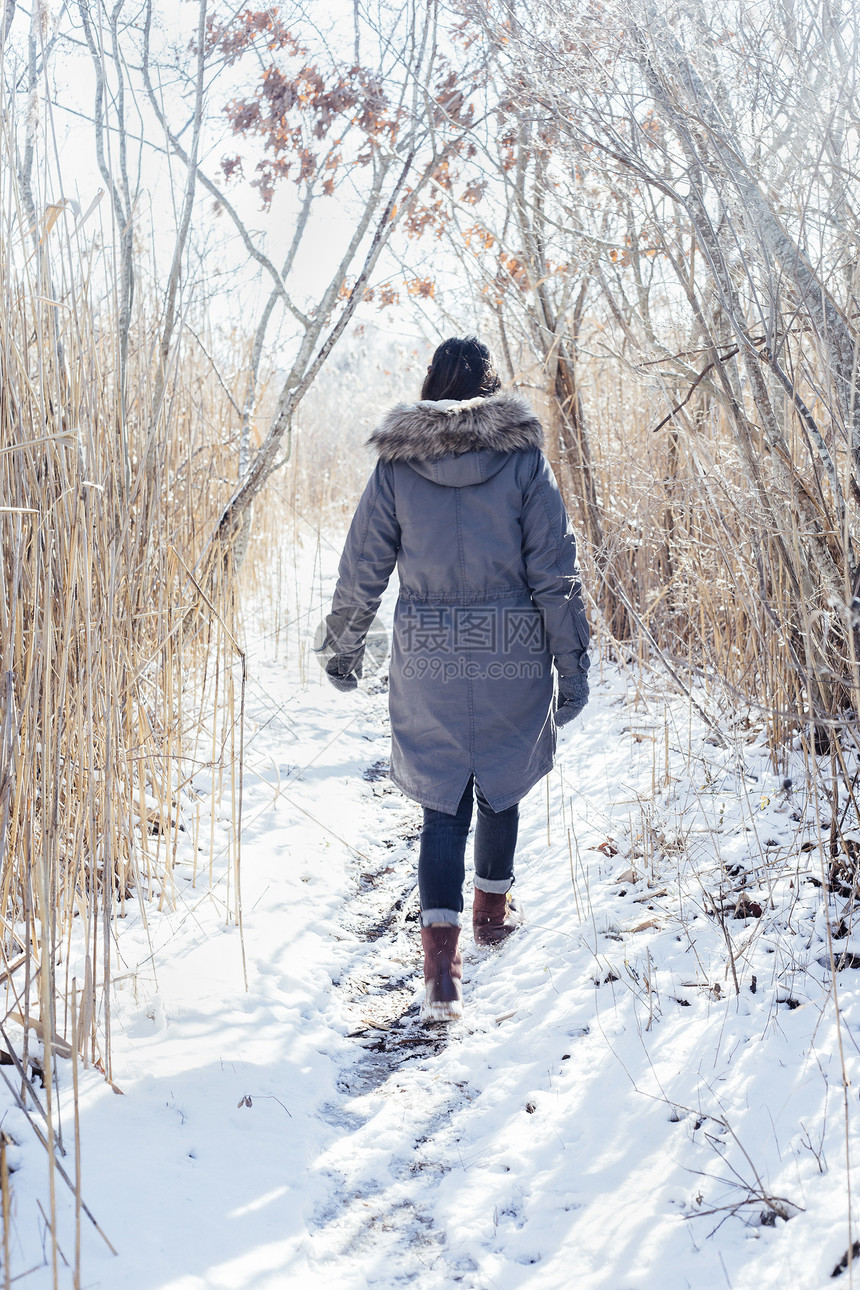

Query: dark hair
left=420, top=335, right=502, bottom=402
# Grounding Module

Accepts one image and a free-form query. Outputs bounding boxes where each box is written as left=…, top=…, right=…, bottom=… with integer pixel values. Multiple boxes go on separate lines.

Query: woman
left=319, top=336, right=590, bottom=1021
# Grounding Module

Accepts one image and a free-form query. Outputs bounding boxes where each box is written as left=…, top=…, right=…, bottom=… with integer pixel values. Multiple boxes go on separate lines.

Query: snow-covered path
left=6, top=548, right=860, bottom=1290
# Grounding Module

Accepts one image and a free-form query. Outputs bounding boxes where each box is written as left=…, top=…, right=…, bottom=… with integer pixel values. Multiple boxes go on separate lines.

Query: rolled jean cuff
left=420, top=908, right=462, bottom=928
left=473, top=876, right=514, bottom=895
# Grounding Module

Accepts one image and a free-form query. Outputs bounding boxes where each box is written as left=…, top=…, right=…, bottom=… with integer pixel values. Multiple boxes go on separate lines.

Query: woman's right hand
left=325, top=655, right=359, bottom=692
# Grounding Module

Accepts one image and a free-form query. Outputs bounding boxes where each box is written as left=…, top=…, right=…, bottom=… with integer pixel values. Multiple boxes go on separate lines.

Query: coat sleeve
left=321, top=460, right=400, bottom=673
left=520, top=450, right=590, bottom=675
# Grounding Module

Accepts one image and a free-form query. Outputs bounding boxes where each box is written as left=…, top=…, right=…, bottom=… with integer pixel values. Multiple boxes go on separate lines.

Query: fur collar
left=367, top=391, right=543, bottom=462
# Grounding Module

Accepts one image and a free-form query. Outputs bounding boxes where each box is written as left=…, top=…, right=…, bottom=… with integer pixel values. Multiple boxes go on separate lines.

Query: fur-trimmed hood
left=367, top=391, right=543, bottom=463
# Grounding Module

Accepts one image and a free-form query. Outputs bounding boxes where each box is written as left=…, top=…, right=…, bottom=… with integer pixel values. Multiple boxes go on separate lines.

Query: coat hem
left=389, top=762, right=553, bottom=815
left=474, top=762, right=553, bottom=813
left=389, top=768, right=474, bottom=815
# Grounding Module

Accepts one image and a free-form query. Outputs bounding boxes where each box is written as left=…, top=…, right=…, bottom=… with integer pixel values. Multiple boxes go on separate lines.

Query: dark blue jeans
left=419, top=776, right=519, bottom=927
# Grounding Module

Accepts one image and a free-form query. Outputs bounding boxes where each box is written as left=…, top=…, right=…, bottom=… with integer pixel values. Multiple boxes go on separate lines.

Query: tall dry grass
left=564, top=355, right=857, bottom=764
left=0, top=111, right=253, bottom=1274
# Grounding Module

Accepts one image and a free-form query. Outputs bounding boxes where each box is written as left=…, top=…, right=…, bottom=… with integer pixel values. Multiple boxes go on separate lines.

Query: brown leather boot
left=420, top=925, right=463, bottom=1021
left=473, top=887, right=522, bottom=946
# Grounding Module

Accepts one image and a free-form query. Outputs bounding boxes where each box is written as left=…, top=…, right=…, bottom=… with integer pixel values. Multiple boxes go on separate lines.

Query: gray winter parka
left=322, top=391, right=590, bottom=814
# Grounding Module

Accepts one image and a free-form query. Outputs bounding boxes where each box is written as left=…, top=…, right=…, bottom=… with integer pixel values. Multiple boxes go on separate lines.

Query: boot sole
left=420, top=994, right=463, bottom=1022
left=474, top=927, right=518, bottom=946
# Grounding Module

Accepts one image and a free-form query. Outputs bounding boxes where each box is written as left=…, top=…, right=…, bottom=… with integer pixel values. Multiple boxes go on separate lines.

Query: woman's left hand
left=556, top=671, right=589, bottom=725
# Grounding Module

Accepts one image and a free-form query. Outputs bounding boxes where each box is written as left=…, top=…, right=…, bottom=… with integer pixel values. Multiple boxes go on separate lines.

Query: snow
left=4, top=541, right=860, bottom=1290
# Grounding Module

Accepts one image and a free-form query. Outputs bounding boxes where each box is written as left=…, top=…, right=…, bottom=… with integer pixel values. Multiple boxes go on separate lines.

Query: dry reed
left=0, top=82, right=252, bottom=1280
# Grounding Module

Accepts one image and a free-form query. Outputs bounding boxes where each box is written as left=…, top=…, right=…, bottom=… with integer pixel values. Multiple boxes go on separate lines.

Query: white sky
left=8, top=0, right=469, bottom=371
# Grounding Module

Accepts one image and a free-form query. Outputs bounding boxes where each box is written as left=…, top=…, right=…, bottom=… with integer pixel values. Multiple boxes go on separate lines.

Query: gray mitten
left=556, top=661, right=590, bottom=726
left=325, top=655, right=360, bottom=693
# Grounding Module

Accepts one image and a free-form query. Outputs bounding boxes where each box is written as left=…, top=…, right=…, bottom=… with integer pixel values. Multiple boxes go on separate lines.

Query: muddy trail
left=305, top=758, right=498, bottom=1283
left=334, top=757, right=464, bottom=1090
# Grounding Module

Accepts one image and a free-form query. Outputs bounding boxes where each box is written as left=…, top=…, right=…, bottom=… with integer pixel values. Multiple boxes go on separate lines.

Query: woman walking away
left=318, top=336, right=590, bottom=1021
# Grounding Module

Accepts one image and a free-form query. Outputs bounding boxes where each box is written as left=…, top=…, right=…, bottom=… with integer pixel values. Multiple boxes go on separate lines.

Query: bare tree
left=456, top=0, right=860, bottom=725
left=1, top=0, right=16, bottom=47
left=128, top=0, right=490, bottom=571
left=77, top=0, right=138, bottom=414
